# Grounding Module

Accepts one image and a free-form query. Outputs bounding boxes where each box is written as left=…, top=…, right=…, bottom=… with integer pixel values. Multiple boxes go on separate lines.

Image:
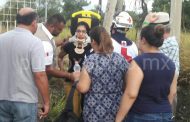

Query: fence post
left=0, top=21, right=2, bottom=33
left=6, top=20, right=9, bottom=32
left=15, top=20, right=16, bottom=28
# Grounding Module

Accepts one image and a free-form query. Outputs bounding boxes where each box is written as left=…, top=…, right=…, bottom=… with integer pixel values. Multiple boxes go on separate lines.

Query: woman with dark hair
left=115, top=25, right=177, bottom=122
left=68, top=21, right=91, bottom=43
left=58, top=21, right=92, bottom=117
left=74, top=26, right=129, bottom=122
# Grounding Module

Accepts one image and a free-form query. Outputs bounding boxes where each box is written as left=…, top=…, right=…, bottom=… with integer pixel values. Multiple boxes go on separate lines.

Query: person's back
left=160, top=25, right=180, bottom=74
left=115, top=25, right=177, bottom=122
left=83, top=52, right=128, bottom=122
left=111, top=11, right=138, bottom=62
left=85, top=52, right=127, bottom=94
left=0, top=7, right=49, bottom=122
left=131, top=53, right=175, bottom=113
left=0, top=28, right=42, bottom=102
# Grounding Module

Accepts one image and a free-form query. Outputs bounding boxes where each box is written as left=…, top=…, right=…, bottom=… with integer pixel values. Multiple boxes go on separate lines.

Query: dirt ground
left=176, top=69, right=190, bottom=121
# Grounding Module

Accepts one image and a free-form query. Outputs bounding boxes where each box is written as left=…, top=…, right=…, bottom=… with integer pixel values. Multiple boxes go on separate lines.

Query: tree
left=152, top=0, right=170, bottom=13
left=37, top=0, right=63, bottom=22
left=98, top=0, right=102, bottom=14
left=37, top=0, right=90, bottom=22
left=181, top=0, right=190, bottom=31
left=62, top=0, right=90, bottom=21
left=103, top=0, right=117, bottom=34
left=139, top=0, right=148, bottom=28
left=115, top=0, right=125, bottom=14
left=170, top=0, right=182, bottom=42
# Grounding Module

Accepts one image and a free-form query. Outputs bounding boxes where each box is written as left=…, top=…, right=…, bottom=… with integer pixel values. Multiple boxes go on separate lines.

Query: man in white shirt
left=35, top=14, right=74, bottom=80
left=35, top=14, right=76, bottom=122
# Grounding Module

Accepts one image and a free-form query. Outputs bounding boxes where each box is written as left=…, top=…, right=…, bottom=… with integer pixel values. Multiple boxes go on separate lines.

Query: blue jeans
left=124, top=112, right=174, bottom=122
left=0, top=100, right=37, bottom=122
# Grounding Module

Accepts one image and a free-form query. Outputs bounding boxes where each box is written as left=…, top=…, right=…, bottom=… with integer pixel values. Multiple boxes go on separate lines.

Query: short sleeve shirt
left=42, top=41, right=53, bottom=66
left=0, top=27, right=45, bottom=103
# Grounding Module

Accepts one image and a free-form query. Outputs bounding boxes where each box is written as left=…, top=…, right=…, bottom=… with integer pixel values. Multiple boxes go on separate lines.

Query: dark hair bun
left=141, top=24, right=164, bottom=48
left=154, top=24, right=165, bottom=41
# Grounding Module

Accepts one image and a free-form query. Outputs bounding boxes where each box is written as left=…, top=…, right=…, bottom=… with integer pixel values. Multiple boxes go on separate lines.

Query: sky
left=84, top=0, right=154, bottom=13
left=0, top=0, right=153, bottom=12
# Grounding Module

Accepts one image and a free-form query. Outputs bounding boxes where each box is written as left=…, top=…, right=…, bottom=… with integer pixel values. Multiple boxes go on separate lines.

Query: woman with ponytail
left=74, top=26, right=129, bottom=122
left=115, top=25, right=177, bottom=122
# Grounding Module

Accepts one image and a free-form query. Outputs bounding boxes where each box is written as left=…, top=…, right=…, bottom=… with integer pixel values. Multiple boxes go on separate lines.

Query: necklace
left=74, top=41, right=85, bottom=54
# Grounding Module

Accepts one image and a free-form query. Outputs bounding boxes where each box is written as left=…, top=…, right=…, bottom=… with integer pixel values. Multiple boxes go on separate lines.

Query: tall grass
left=126, top=28, right=138, bottom=42
left=180, top=32, right=190, bottom=71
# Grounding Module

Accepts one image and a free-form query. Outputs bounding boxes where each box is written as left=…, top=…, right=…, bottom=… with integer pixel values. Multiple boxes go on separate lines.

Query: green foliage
left=58, top=27, right=72, bottom=39
left=37, top=0, right=63, bottom=22
left=152, top=0, right=170, bottom=13
left=179, top=32, right=190, bottom=71
left=62, top=0, right=90, bottom=20
left=126, top=28, right=138, bottom=42
left=182, top=0, right=190, bottom=31
left=44, top=78, right=66, bottom=122
left=36, top=0, right=90, bottom=22
left=128, top=11, right=142, bottom=29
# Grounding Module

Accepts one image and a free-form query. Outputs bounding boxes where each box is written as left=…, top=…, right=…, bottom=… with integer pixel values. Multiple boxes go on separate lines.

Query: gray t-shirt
left=0, top=27, right=45, bottom=103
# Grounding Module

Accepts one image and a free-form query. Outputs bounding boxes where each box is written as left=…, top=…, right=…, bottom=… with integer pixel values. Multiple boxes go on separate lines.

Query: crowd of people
left=0, top=7, right=180, bottom=122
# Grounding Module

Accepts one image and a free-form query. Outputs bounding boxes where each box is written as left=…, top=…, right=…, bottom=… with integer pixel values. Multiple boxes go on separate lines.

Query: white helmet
left=113, top=11, right=133, bottom=29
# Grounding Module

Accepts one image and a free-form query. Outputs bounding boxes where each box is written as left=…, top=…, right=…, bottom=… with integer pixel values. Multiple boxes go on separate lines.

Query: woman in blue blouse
left=74, top=26, right=129, bottom=122
left=115, top=25, right=177, bottom=122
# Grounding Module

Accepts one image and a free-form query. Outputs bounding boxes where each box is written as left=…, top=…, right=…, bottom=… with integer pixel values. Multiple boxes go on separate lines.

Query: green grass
left=45, top=78, right=66, bottom=122
left=173, top=32, right=190, bottom=121
left=58, top=27, right=72, bottom=39
left=126, top=28, right=138, bottom=42
left=180, top=32, right=190, bottom=71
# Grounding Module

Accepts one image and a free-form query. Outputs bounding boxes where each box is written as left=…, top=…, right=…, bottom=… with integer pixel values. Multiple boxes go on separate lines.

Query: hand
left=38, top=103, right=50, bottom=119
left=55, top=36, right=70, bottom=47
left=148, top=12, right=159, bottom=23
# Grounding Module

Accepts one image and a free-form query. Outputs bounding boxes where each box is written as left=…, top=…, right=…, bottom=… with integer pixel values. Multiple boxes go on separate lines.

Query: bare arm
left=55, top=39, right=64, bottom=47
left=115, top=61, right=144, bottom=122
left=168, top=72, right=178, bottom=105
left=76, top=67, right=91, bottom=93
left=55, top=36, right=70, bottom=47
left=45, top=65, right=73, bottom=80
left=33, top=71, right=50, bottom=118
left=58, top=49, right=67, bottom=70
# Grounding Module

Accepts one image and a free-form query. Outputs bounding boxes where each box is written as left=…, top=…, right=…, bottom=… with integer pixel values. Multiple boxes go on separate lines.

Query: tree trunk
left=98, top=0, right=102, bottom=14
left=115, top=0, right=125, bottom=14
left=103, top=0, right=117, bottom=34
left=170, top=0, right=182, bottom=42
left=140, top=0, right=148, bottom=27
